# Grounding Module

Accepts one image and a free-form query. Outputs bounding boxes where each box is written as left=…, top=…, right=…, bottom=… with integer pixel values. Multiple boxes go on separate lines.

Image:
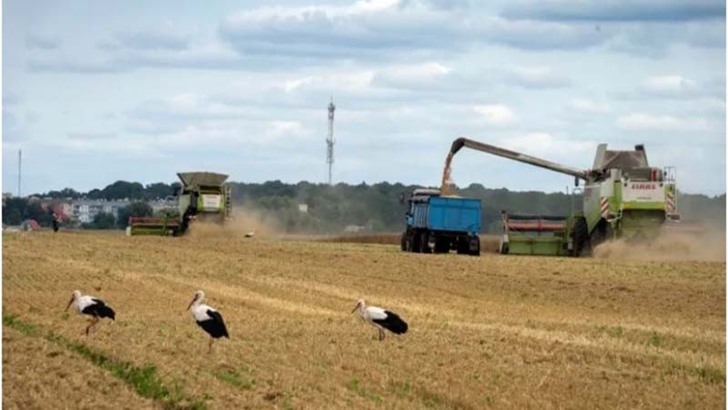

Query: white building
left=72, top=199, right=129, bottom=223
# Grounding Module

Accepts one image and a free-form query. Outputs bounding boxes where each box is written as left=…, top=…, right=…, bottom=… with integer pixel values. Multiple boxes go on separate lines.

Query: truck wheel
left=420, top=232, right=431, bottom=254
left=469, top=236, right=480, bottom=256
left=411, top=231, right=421, bottom=253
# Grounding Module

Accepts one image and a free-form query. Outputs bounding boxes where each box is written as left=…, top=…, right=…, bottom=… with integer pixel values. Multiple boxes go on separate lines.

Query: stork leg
left=378, top=328, right=385, bottom=341
left=208, top=337, right=213, bottom=354
left=85, top=316, right=100, bottom=336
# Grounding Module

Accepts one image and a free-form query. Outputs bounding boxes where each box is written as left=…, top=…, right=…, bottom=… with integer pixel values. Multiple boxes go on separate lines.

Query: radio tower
left=326, top=96, right=336, bottom=185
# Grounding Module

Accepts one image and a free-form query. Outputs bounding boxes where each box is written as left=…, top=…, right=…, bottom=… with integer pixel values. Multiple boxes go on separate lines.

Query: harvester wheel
left=572, top=217, right=591, bottom=257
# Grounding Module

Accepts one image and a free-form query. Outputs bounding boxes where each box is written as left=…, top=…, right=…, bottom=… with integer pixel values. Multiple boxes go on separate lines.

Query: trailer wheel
left=468, top=236, right=480, bottom=256
left=456, top=236, right=468, bottom=254
left=572, top=217, right=591, bottom=257
left=400, top=232, right=408, bottom=251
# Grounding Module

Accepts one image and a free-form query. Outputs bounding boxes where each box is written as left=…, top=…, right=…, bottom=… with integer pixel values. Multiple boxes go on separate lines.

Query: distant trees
left=116, top=202, right=154, bottom=228
left=1, top=198, right=53, bottom=227
left=15, top=180, right=727, bottom=234
left=83, top=212, right=116, bottom=230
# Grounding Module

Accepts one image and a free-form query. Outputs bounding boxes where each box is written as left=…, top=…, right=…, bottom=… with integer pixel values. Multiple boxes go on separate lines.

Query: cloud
left=27, top=59, right=124, bottom=73
left=26, top=34, right=61, bottom=50
left=617, top=113, right=712, bottom=131
left=497, top=132, right=597, bottom=162
left=218, top=1, right=611, bottom=64
left=371, top=62, right=451, bottom=88
left=501, top=0, right=726, bottom=22
left=480, top=18, right=605, bottom=50
left=3, top=93, right=20, bottom=105
left=570, top=98, right=611, bottom=114
left=473, top=104, right=516, bottom=125
left=3, top=110, right=21, bottom=142
left=505, top=66, right=571, bottom=89
left=68, top=132, right=116, bottom=140
left=98, top=24, right=191, bottom=51
left=640, top=75, right=699, bottom=96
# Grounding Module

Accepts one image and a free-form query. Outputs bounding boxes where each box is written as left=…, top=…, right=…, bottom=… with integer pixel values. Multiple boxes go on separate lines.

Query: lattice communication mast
left=326, top=97, right=336, bottom=185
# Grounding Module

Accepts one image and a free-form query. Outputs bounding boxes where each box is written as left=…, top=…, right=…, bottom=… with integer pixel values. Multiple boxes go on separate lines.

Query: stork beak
left=351, top=305, right=358, bottom=313
left=187, top=297, right=196, bottom=311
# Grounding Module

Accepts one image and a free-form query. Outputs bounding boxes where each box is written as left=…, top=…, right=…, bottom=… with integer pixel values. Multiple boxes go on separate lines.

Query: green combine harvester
left=446, top=138, right=681, bottom=257
left=128, top=172, right=232, bottom=236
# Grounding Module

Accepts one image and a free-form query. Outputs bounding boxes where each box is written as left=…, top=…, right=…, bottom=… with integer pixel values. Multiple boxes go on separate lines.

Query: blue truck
left=400, top=188, right=482, bottom=255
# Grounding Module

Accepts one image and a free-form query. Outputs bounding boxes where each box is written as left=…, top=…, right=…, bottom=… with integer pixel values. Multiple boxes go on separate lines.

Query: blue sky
left=2, top=0, right=726, bottom=196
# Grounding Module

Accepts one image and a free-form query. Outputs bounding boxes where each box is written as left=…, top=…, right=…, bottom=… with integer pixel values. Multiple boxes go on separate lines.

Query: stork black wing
left=373, top=311, right=408, bottom=334
left=197, top=309, right=229, bottom=339
left=82, top=299, right=116, bottom=320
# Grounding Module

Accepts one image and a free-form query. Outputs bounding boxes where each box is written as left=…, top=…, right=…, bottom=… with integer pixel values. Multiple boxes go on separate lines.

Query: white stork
left=352, top=299, right=408, bottom=341
left=65, top=290, right=116, bottom=336
left=187, top=290, right=229, bottom=353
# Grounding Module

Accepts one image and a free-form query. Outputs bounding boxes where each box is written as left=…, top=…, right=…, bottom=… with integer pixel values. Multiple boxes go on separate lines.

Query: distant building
left=72, top=199, right=129, bottom=223
left=298, top=204, right=309, bottom=213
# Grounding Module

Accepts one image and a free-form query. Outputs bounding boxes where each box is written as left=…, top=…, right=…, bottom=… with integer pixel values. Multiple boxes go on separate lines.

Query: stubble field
left=2, top=229, right=725, bottom=409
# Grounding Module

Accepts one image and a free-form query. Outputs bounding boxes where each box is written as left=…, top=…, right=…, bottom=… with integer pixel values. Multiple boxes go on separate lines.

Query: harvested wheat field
left=2, top=229, right=726, bottom=409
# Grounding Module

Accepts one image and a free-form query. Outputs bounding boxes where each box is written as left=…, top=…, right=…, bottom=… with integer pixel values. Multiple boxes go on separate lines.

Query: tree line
left=3, top=179, right=725, bottom=233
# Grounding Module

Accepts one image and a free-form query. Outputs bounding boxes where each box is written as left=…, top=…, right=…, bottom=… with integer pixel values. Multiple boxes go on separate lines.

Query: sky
left=2, top=0, right=726, bottom=196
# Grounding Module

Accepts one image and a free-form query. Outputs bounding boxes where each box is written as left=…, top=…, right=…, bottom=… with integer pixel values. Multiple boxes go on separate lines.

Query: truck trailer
left=400, top=188, right=482, bottom=255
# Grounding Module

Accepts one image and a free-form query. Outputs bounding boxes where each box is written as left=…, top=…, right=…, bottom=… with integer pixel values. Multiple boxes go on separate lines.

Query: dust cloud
left=184, top=207, right=282, bottom=240
left=593, top=225, right=726, bottom=262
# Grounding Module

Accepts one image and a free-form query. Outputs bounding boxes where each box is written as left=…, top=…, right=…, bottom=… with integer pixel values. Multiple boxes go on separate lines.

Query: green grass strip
left=3, top=313, right=208, bottom=410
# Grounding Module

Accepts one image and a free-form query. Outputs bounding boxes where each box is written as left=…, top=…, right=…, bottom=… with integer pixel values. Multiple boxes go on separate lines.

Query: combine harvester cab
left=446, top=138, right=681, bottom=256
left=128, top=171, right=232, bottom=236
left=400, top=188, right=482, bottom=255
left=499, top=212, right=573, bottom=256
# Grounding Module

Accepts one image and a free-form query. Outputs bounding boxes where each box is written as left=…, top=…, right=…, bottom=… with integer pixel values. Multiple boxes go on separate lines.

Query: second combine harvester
left=446, top=137, right=680, bottom=257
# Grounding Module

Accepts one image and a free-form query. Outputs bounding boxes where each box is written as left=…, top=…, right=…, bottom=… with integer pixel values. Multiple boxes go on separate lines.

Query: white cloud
left=569, top=98, right=611, bottom=114
left=499, top=132, right=595, bottom=157
left=373, top=62, right=451, bottom=87
left=617, top=113, right=711, bottom=131
left=641, top=75, right=698, bottom=96
left=506, top=66, right=570, bottom=88
left=280, top=71, right=374, bottom=93
left=473, top=104, right=516, bottom=125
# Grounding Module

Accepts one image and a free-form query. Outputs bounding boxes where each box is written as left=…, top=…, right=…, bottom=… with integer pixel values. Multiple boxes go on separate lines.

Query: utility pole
left=326, top=97, right=336, bottom=185
left=18, top=149, right=22, bottom=198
